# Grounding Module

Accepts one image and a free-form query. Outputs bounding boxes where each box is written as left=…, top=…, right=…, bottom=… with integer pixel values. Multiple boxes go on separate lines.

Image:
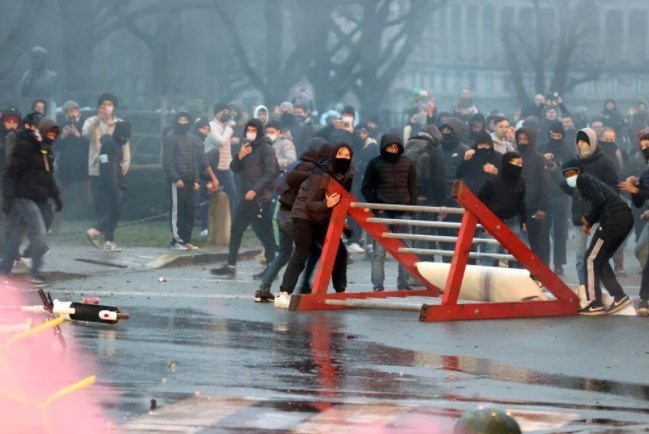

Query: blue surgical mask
left=566, top=175, right=578, bottom=188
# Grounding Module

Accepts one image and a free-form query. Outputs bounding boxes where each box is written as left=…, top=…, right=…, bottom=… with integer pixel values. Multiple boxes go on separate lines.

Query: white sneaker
left=274, top=291, right=291, bottom=309
left=347, top=242, right=364, bottom=253
left=200, top=229, right=208, bottom=237
left=170, top=242, right=188, bottom=251
left=103, top=241, right=122, bottom=252
left=86, top=228, right=102, bottom=249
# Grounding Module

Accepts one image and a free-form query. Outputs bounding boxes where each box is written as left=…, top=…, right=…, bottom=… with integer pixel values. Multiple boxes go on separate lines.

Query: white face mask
left=267, top=133, right=277, bottom=142
left=246, top=132, right=257, bottom=142
left=566, top=174, right=578, bottom=188
left=342, top=115, right=353, bottom=125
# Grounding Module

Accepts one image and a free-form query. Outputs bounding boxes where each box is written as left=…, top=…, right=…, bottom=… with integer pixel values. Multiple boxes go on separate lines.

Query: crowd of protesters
left=2, top=83, right=649, bottom=316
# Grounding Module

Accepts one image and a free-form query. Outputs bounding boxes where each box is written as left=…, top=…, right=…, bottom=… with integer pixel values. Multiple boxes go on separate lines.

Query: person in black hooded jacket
left=456, top=130, right=501, bottom=194
left=1, top=118, right=61, bottom=284
left=162, top=111, right=202, bottom=250
left=468, top=113, right=487, bottom=143
left=254, top=138, right=331, bottom=302
left=516, top=126, right=550, bottom=263
left=362, top=133, right=417, bottom=291
left=277, top=142, right=354, bottom=304
left=540, top=121, right=573, bottom=275
left=211, top=118, right=280, bottom=278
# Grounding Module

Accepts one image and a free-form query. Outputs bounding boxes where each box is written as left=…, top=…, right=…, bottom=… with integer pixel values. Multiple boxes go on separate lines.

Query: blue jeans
left=216, top=170, right=237, bottom=220
left=635, top=222, right=649, bottom=268
left=371, top=213, right=411, bottom=289
left=260, top=210, right=293, bottom=291
left=1, top=199, right=48, bottom=276
left=574, top=225, right=590, bottom=285
left=482, top=217, right=524, bottom=266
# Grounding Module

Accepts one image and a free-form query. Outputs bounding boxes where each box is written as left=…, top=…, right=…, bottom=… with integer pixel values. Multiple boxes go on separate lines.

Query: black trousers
left=584, top=211, right=633, bottom=304
left=544, top=195, right=568, bottom=268
left=169, top=180, right=196, bottom=245
left=439, top=201, right=463, bottom=263
left=95, top=186, right=122, bottom=241
left=280, top=218, right=347, bottom=294
left=526, top=213, right=549, bottom=265
left=227, top=200, right=277, bottom=266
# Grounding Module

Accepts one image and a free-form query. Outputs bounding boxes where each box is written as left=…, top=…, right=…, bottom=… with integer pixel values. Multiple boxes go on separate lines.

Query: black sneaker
left=398, top=286, right=413, bottom=291
left=210, top=264, right=235, bottom=278
left=254, top=289, right=274, bottom=302
left=637, top=300, right=649, bottom=316
left=373, top=286, right=384, bottom=292
left=579, top=301, right=606, bottom=316
left=607, top=295, right=631, bottom=314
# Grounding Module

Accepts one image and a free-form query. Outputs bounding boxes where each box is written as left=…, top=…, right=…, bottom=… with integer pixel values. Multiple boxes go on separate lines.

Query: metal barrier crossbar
left=351, top=202, right=465, bottom=214
left=382, top=232, right=500, bottom=245
left=397, top=247, right=515, bottom=261
left=366, top=218, right=483, bottom=229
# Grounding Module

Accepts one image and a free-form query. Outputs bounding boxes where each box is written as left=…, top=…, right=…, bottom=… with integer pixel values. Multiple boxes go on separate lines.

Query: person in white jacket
left=266, top=121, right=296, bottom=171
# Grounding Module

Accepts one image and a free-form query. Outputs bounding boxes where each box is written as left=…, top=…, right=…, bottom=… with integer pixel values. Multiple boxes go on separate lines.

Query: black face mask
left=600, top=141, right=617, bottom=152
left=174, top=123, right=190, bottom=135
left=218, top=114, right=229, bottom=123
left=382, top=152, right=400, bottom=163
left=332, top=157, right=351, bottom=174
left=502, top=163, right=523, bottom=180
left=517, top=144, right=529, bottom=153
left=441, top=132, right=454, bottom=143
left=642, top=147, right=649, bottom=162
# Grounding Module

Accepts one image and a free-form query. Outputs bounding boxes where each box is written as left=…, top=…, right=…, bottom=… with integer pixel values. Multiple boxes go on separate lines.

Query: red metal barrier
left=289, top=178, right=579, bottom=322
left=419, top=181, right=579, bottom=321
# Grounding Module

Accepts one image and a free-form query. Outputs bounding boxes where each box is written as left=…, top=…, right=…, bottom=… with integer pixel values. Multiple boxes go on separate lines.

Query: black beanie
left=98, top=92, right=118, bottom=108
left=561, top=159, right=582, bottom=175
left=342, top=105, right=355, bottom=118
left=213, top=103, right=228, bottom=115
left=549, top=120, right=564, bottom=136
left=194, top=117, right=210, bottom=130
left=23, top=111, right=43, bottom=127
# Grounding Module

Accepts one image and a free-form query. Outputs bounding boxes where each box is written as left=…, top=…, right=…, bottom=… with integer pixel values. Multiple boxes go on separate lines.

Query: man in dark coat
left=456, top=130, right=502, bottom=195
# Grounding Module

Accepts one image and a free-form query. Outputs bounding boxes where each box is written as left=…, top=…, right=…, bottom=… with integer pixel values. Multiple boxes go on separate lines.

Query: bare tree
left=501, top=0, right=599, bottom=107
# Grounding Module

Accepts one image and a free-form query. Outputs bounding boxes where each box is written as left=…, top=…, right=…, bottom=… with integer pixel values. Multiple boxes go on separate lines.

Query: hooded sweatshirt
left=456, top=130, right=502, bottom=194
left=515, top=127, right=549, bottom=215
left=361, top=133, right=417, bottom=207
left=468, top=113, right=486, bottom=143
left=540, top=121, right=574, bottom=195
left=253, top=105, right=269, bottom=125
left=478, top=153, right=526, bottom=224
left=229, top=118, right=279, bottom=202
left=3, top=120, right=59, bottom=204
left=439, top=118, right=470, bottom=196
left=575, top=128, right=619, bottom=189
left=404, top=128, right=446, bottom=205
left=162, top=112, right=201, bottom=183
left=291, top=142, right=354, bottom=224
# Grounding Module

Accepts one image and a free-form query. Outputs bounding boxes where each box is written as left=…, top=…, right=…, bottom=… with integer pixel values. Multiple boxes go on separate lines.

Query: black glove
left=1, top=199, right=11, bottom=215
left=53, top=196, right=63, bottom=212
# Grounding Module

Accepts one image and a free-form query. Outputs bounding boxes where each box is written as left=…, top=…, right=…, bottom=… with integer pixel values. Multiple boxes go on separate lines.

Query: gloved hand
left=53, top=196, right=63, bottom=212
left=2, top=199, right=11, bottom=215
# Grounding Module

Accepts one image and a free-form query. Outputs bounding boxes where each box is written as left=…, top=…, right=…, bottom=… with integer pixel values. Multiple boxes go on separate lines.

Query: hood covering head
left=469, top=113, right=486, bottom=127
left=174, top=111, right=193, bottom=135
left=300, top=137, right=329, bottom=164
left=380, top=133, right=404, bottom=163
left=244, top=118, right=265, bottom=144
left=576, top=128, right=598, bottom=159
left=501, top=151, right=523, bottom=182
left=328, top=142, right=354, bottom=175
left=38, top=119, right=59, bottom=144
left=515, top=127, right=537, bottom=152
left=439, top=117, right=467, bottom=149
left=420, top=124, right=442, bottom=146
left=113, top=121, right=132, bottom=146
left=561, top=158, right=582, bottom=175
left=473, top=130, right=494, bottom=149
left=253, top=105, right=269, bottom=123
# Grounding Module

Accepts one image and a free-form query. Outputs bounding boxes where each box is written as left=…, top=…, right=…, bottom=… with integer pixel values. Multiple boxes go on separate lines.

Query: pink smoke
left=0, top=282, right=110, bottom=433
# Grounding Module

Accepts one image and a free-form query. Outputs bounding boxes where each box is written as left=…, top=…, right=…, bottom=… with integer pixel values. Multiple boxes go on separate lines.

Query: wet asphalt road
left=32, top=244, right=649, bottom=432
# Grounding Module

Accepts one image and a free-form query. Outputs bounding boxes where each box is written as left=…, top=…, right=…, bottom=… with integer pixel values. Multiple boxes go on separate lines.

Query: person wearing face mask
left=0, top=107, right=22, bottom=170
left=316, top=105, right=360, bottom=150
left=561, top=160, right=632, bottom=315
left=162, top=111, right=202, bottom=251
left=209, top=103, right=236, bottom=220
left=361, top=134, right=417, bottom=291
left=211, top=119, right=279, bottom=279
left=85, top=121, right=132, bottom=252
left=1, top=118, right=62, bottom=285
left=619, top=128, right=649, bottom=315
left=191, top=117, right=220, bottom=237
left=266, top=120, right=296, bottom=171
left=540, top=121, right=573, bottom=275
left=478, top=152, right=526, bottom=266
left=456, top=130, right=501, bottom=194
left=275, top=143, right=355, bottom=307
left=516, top=127, right=550, bottom=264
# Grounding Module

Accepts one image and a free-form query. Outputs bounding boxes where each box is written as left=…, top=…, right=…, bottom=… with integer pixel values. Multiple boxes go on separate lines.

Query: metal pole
left=382, top=232, right=500, bottom=245
left=398, top=247, right=515, bottom=262
left=367, top=217, right=483, bottom=229
left=351, top=202, right=465, bottom=214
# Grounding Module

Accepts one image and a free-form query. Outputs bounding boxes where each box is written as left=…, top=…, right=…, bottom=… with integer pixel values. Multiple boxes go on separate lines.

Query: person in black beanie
left=478, top=151, right=526, bottom=265
left=85, top=121, right=131, bottom=251
left=516, top=126, right=550, bottom=263
left=362, top=133, right=417, bottom=291
left=456, top=130, right=502, bottom=194
left=562, top=159, right=632, bottom=315
left=540, top=121, right=573, bottom=275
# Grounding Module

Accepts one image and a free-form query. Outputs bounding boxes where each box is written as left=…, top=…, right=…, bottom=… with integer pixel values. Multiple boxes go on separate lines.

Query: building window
left=628, top=10, right=647, bottom=62
left=605, top=10, right=623, bottom=63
